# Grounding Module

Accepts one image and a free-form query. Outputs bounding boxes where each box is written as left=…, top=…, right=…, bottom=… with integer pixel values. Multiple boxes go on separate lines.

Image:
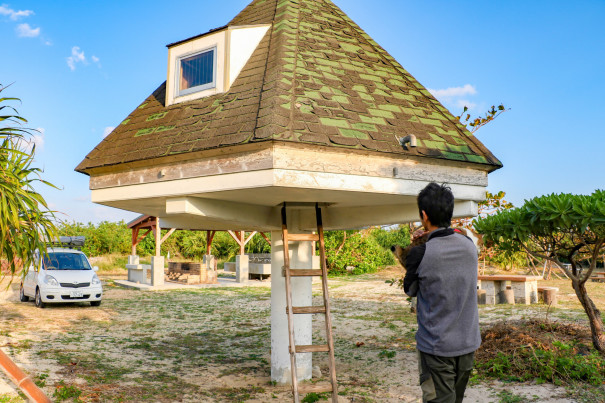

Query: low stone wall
left=224, top=254, right=271, bottom=279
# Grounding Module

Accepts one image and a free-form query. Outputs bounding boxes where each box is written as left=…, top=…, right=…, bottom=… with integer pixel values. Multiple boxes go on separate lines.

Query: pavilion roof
left=76, top=0, right=501, bottom=173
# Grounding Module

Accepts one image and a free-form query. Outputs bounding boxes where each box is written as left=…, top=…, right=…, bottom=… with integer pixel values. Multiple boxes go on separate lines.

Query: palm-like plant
left=0, top=83, right=56, bottom=280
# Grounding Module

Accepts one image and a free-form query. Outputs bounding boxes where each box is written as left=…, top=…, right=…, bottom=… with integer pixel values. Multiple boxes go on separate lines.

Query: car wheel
left=34, top=288, right=45, bottom=308
left=90, top=300, right=101, bottom=307
left=19, top=285, right=29, bottom=302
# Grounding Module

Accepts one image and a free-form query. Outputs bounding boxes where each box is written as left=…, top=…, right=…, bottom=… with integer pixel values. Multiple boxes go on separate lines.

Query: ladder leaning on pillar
left=281, top=203, right=338, bottom=403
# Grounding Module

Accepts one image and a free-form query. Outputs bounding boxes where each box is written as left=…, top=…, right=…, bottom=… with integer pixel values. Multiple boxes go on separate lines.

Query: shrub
left=324, top=230, right=395, bottom=275
left=370, top=225, right=411, bottom=250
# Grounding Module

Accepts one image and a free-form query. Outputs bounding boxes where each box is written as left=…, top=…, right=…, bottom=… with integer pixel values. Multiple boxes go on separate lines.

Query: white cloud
left=0, top=4, right=34, bottom=20
left=455, top=99, right=477, bottom=110
left=16, top=22, right=39, bottom=37
left=102, top=126, right=115, bottom=138
left=18, top=127, right=44, bottom=152
left=66, top=46, right=86, bottom=71
left=428, top=84, right=477, bottom=99
left=91, top=55, right=102, bottom=68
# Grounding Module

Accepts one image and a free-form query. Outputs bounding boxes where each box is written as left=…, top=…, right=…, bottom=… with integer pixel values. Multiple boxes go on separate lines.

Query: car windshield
left=43, top=252, right=91, bottom=270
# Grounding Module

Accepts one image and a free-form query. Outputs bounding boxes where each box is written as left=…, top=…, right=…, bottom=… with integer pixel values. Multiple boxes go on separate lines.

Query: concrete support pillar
left=203, top=254, right=215, bottom=270
left=151, top=256, right=164, bottom=286
left=155, top=217, right=161, bottom=257
left=270, top=230, right=313, bottom=384
left=128, top=255, right=139, bottom=265
left=236, top=254, right=249, bottom=283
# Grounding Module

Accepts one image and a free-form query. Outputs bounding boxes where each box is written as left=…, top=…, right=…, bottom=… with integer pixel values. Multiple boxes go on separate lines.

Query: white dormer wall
left=166, top=24, right=271, bottom=107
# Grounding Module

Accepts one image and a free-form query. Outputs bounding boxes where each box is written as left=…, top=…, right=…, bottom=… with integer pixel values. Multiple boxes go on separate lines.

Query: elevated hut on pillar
left=76, top=0, right=501, bottom=390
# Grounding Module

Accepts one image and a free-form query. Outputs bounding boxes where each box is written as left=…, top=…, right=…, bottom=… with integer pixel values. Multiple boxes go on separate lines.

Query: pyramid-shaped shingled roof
left=76, top=0, right=501, bottom=173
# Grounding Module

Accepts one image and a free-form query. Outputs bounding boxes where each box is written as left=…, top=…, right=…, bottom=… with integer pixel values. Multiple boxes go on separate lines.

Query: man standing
left=404, top=183, right=480, bottom=403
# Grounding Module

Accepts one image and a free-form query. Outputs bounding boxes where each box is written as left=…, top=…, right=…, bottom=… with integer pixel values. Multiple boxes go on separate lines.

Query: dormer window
left=166, top=24, right=271, bottom=106
left=178, top=47, right=216, bottom=96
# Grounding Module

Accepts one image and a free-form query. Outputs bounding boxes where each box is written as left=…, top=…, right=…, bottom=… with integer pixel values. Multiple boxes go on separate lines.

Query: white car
left=20, top=247, right=103, bottom=308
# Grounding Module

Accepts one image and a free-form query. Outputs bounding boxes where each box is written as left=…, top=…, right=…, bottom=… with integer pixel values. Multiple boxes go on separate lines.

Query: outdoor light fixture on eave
left=397, top=134, right=417, bottom=149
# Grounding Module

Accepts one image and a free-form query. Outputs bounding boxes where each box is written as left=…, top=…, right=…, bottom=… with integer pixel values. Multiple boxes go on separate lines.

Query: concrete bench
left=126, top=264, right=151, bottom=284
left=478, top=275, right=542, bottom=305
left=223, top=261, right=270, bottom=276
left=224, top=262, right=236, bottom=272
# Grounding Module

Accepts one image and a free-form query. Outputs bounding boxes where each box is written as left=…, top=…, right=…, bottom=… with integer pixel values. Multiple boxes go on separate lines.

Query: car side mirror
left=93, top=266, right=99, bottom=272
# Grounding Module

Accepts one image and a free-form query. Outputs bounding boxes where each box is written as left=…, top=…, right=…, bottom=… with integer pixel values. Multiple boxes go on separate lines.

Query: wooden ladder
left=281, top=203, right=338, bottom=403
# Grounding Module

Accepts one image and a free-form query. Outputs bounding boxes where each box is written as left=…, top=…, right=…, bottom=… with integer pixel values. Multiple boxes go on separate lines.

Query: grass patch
left=53, top=381, right=82, bottom=401
left=302, top=392, right=331, bottom=402
left=495, top=390, right=537, bottom=403
left=0, top=395, right=24, bottom=403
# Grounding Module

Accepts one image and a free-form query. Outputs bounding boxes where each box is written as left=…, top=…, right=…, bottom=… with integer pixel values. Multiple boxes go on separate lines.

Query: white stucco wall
left=228, top=25, right=270, bottom=89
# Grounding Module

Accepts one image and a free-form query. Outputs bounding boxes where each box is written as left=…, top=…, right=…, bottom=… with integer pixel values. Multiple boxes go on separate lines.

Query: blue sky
left=2, top=0, right=604, bottom=224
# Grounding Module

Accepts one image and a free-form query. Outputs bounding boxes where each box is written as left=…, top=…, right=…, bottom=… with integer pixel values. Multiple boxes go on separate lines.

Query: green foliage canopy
left=324, top=227, right=408, bottom=275
left=474, top=191, right=605, bottom=275
left=0, top=84, right=56, bottom=277
left=58, top=221, right=131, bottom=256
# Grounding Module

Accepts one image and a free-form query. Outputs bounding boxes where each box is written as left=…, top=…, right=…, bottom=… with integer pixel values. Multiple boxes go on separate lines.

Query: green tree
left=324, top=229, right=395, bottom=275
left=57, top=220, right=131, bottom=256
left=370, top=225, right=411, bottom=251
left=0, top=84, right=56, bottom=278
left=474, top=191, right=605, bottom=353
left=454, top=191, right=520, bottom=270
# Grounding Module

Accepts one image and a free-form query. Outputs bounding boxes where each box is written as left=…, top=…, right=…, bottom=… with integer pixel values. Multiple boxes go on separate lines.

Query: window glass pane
left=180, top=50, right=214, bottom=91
left=43, top=252, right=91, bottom=270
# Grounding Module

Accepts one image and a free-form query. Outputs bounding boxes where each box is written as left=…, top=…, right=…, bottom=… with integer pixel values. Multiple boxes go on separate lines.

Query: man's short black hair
left=417, top=182, right=454, bottom=228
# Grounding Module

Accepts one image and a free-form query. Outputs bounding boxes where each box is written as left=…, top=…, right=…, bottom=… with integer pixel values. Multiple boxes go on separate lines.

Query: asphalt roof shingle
left=76, top=0, right=501, bottom=173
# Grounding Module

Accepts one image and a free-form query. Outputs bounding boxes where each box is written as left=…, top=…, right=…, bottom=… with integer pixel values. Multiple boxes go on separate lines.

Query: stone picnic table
left=478, top=275, right=543, bottom=305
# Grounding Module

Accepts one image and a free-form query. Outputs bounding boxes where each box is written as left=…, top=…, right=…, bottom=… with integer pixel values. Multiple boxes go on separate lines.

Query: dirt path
left=0, top=271, right=590, bottom=402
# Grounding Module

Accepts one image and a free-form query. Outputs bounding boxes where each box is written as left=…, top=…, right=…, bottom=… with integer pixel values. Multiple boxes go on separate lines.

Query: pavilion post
left=204, top=230, right=216, bottom=272
left=131, top=228, right=138, bottom=256
left=151, top=217, right=164, bottom=286
left=270, top=227, right=313, bottom=384
left=155, top=217, right=161, bottom=257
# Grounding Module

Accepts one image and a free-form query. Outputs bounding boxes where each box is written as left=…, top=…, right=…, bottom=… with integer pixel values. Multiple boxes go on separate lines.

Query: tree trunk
left=335, top=231, right=347, bottom=255
left=572, top=280, right=605, bottom=353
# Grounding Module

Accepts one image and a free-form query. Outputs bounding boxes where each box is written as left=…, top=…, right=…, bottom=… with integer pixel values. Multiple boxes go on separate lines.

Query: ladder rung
left=298, top=383, right=333, bottom=394
left=289, top=269, right=323, bottom=277
left=295, top=344, right=330, bottom=353
left=287, top=306, right=326, bottom=314
left=287, top=234, right=320, bottom=242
